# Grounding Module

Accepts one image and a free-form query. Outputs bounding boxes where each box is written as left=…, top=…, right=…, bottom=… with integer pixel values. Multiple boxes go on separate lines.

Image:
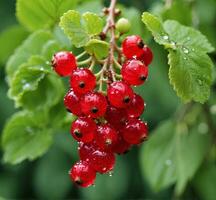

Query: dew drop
left=102, top=167, right=107, bottom=171
left=183, top=47, right=189, bottom=54
left=108, top=171, right=113, bottom=177
left=144, top=103, right=147, bottom=107
left=165, top=159, right=172, bottom=166
left=23, top=83, right=31, bottom=90
left=163, top=35, right=169, bottom=40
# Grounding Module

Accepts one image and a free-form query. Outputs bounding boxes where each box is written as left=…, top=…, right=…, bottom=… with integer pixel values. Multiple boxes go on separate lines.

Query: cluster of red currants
left=51, top=35, right=153, bottom=187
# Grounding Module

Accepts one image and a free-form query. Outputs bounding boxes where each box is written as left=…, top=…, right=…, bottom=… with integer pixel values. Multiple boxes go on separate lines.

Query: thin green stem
left=77, top=57, right=91, bottom=66
left=76, top=51, right=87, bottom=60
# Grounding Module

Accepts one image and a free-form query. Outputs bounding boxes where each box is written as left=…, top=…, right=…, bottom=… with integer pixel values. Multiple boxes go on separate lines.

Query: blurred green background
left=0, top=0, right=216, bottom=199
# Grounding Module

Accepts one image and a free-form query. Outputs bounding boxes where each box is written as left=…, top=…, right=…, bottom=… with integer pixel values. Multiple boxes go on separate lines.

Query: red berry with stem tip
left=52, top=51, right=77, bottom=76
left=70, top=68, right=96, bottom=95
left=105, top=105, right=128, bottom=129
left=95, top=124, right=118, bottom=151
left=64, top=89, right=82, bottom=116
left=78, top=141, right=98, bottom=161
left=138, top=46, right=153, bottom=66
left=121, top=59, right=148, bottom=86
left=122, top=119, right=148, bottom=145
left=90, top=150, right=115, bottom=174
left=81, top=92, right=107, bottom=118
left=122, top=35, right=144, bottom=59
left=112, top=134, right=131, bottom=154
left=69, top=160, right=96, bottom=187
left=127, top=94, right=145, bottom=118
left=71, top=117, right=96, bottom=143
left=107, top=81, right=134, bottom=108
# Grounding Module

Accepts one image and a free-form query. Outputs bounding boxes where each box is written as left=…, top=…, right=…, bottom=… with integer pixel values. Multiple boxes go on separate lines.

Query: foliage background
left=0, top=0, right=216, bottom=199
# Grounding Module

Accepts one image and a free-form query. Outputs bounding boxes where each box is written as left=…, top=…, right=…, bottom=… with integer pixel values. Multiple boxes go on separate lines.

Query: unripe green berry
left=116, top=18, right=131, bottom=34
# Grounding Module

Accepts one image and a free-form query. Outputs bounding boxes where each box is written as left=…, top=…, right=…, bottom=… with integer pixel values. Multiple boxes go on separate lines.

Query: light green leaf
left=142, top=12, right=214, bottom=103
left=59, top=10, right=103, bottom=47
left=142, top=12, right=169, bottom=45
left=85, top=39, right=109, bottom=59
left=168, top=49, right=213, bottom=103
left=2, top=111, right=53, bottom=164
left=59, top=10, right=89, bottom=47
left=16, top=0, right=78, bottom=31
left=8, top=56, right=64, bottom=110
left=6, top=30, right=53, bottom=83
left=0, top=25, right=28, bottom=65
left=82, top=12, right=103, bottom=35
left=41, top=40, right=62, bottom=60
left=140, top=120, right=210, bottom=194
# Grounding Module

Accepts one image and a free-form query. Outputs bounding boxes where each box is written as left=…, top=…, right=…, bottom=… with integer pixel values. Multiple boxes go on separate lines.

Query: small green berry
left=116, top=18, right=131, bottom=34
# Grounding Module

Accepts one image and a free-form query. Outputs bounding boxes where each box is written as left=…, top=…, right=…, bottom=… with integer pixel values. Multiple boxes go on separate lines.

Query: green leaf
left=6, top=30, right=53, bottom=83
left=82, top=12, right=103, bottom=35
left=140, top=120, right=211, bottom=194
left=0, top=25, right=28, bottom=65
left=2, top=111, right=53, bottom=164
left=59, top=10, right=103, bottom=47
left=16, top=0, right=78, bottom=31
left=41, top=40, right=62, bottom=60
left=193, top=162, right=216, bottom=200
left=8, top=56, right=64, bottom=110
left=142, top=12, right=214, bottom=103
left=85, top=39, right=109, bottom=59
left=168, top=49, right=213, bottom=103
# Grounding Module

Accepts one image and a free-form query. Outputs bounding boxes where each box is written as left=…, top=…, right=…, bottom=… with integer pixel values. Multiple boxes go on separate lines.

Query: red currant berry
left=105, top=105, right=128, bottom=129
left=69, top=160, right=96, bottom=187
left=70, top=68, right=96, bottom=95
left=138, top=46, right=153, bottom=66
left=64, top=89, right=82, bottom=116
left=122, top=35, right=144, bottom=59
left=95, top=124, right=118, bottom=151
left=78, top=141, right=98, bottom=161
left=107, top=81, right=134, bottom=108
left=81, top=92, right=107, bottom=118
left=112, top=134, right=131, bottom=154
left=52, top=51, right=77, bottom=76
left=121, top=59, right=148, bottom=86
left=122, top=119, right=148, bottom=145
left=71, top=117, right=96, bottom=143
left=126, top=94, right=145, bottom=118
left=90, top=150, right=115, bottom=174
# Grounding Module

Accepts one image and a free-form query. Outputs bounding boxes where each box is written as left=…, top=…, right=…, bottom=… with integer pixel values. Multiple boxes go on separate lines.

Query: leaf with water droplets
left=2, top=110, right=53, bottom=164
left=168, top=49, right=213, bottom=103
left=141, top=12, right=214, bottom=103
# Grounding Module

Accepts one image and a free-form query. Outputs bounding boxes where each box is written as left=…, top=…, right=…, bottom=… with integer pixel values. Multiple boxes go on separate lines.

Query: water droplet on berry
left=108, top=171, right=114, bottom=177
left=102, top=167, right=107, bottom=171
left=165, top=159, right=172, bottom=166
left=183, top=47, right=189, bottom=54
left=163, top=35, right=169, bottom=40
left=198, top=123, right=208, bottom=134
left=23, top=83, right=31, bottom=90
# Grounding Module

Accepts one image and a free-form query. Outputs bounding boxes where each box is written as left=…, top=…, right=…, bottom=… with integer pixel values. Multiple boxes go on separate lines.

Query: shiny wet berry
left=89, top=150, right=115, bottom=174
left=122, top=119, right=148, bottom=145
left=122, top=35, right=144, bottom=59
left=105, top=105, right=128, bottom=129
left=138, top=46, right=153, bottom=66
left=78, top=141, right=98, bottom=161
left=71, top=117, right=96, bottom=143
left=121, top=59, right=148, bottom=86
left=70, top=68, right=96, bottom=95
left=107, top=81, right=134, bottom=108
left=69, top=160, right=96, bottom=187
left=52, top=51, right=77, bottom=76
left=64, top=89, right=82, bottom=116
left=95, top=124, right=118, bottom=151
left=81, top=92, right=107, bottom=118
left=126, top=94, right=145, bottom=118
left=112, top=134, right=131, bottom=154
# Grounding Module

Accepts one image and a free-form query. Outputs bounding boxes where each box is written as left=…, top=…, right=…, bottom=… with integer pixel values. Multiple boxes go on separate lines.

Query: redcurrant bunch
left=51, top=7, right=153, bottom=188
